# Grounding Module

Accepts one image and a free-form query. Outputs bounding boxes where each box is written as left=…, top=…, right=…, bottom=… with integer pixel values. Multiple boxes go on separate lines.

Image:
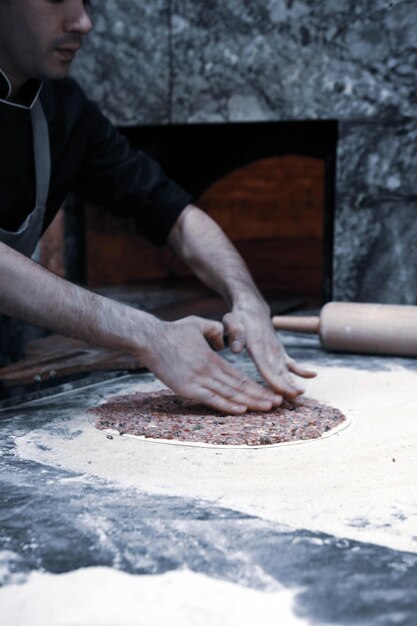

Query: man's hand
left=223, top=303, right=317, bottom=401
left=168, top=204, right=317, bottom=406
left=140, top=315, right=283, bottom=415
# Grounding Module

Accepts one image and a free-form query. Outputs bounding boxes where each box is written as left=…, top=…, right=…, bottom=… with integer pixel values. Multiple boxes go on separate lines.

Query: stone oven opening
left=82, top=120, right=337, bottom=308
left=41, top=119, right=338, bottom=316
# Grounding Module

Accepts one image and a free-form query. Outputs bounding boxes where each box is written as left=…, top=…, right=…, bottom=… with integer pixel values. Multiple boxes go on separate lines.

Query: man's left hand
left=223, top=303, right=317, bottom=402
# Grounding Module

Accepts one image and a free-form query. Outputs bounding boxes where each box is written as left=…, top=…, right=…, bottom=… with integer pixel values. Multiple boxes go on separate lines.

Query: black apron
left=0, top=95, right=51, bottom=366
left=0, top=95, right=51, bottom=256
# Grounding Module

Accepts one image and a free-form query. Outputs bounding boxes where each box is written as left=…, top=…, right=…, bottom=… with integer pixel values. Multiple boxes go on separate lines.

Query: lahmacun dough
left=89, top=390, right=346, bottom=447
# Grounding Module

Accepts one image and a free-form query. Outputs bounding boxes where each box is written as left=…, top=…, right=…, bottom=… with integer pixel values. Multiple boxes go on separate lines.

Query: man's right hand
left=139, top=315, right=282, bottom=415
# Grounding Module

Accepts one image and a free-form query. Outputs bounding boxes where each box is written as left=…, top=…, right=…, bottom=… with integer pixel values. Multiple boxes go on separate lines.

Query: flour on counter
left=0, top=567, right=307, bottom=626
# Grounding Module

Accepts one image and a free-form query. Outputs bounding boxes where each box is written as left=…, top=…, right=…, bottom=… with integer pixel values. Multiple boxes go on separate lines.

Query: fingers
left=179, top=349, right=282, bottom=414
left=286, top=357, right=317, bottom=379
left=223, top=312, right=245, bottom=353
left=221, top=311, right=317, bottom=402
left=193, top=315, right=314, bottom=403
left=182, top=316, right=225, bottom=351
left=206, top=365, right=282, bottom=412
left=186, top=387, right=248, bottom=415
left=167, top=317, right=280, bottom=413
left=204, top=353, right=283, bottom=411
left=246, top=335, right=307, bottom=399
left=256, top=361, right=304, bottom=400
left=166, top=314, right=315, bottom=412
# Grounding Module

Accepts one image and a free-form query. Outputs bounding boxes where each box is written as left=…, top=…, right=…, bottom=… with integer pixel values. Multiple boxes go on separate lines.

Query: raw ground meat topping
left=89, top=390, right=347, bottom=447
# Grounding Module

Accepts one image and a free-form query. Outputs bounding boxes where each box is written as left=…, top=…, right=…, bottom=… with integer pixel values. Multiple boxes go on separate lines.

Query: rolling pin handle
left=272, top=315, right=320, bottom=334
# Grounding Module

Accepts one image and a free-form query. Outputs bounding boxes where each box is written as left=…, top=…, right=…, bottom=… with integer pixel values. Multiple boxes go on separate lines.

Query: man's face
left=0, top=0, right=92, bottom=87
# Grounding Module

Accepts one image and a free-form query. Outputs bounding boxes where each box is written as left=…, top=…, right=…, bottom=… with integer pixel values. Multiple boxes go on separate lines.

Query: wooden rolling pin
left=272, top=302, right=417, bottom=357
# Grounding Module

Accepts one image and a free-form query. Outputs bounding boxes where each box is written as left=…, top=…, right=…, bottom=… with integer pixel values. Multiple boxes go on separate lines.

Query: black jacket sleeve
left=74, top=92, right=192, bottom=246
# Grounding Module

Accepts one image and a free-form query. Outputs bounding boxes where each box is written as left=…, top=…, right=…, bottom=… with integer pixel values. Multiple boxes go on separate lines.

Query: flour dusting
left=0, top=567, right=308, bottom=626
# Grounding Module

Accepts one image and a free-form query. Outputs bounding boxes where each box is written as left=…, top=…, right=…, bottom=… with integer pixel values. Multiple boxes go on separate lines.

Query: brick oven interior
left=87, top=120, right=337, bottom=303
left=42, top=119, right=337, bottom=316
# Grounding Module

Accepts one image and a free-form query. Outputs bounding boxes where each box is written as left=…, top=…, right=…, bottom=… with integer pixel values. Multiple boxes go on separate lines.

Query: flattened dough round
left=89, top=390, right=347, bottom=447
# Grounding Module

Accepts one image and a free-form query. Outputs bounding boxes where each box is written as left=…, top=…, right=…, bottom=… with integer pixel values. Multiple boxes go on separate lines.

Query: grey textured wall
left=71, top=0, right=417, bottom=303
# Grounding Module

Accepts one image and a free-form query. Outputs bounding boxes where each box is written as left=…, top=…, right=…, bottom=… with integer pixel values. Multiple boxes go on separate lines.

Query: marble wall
left=71, top=0, right=417, bottom=303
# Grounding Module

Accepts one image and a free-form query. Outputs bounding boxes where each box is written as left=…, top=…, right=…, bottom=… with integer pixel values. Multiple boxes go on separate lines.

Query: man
left=0, top=0, right=315, bottom=413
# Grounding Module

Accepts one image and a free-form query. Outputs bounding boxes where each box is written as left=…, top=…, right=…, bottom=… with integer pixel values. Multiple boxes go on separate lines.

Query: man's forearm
left=0, top=241, right=158, bottom=357
left=168, top=204, right=269, bottom=313
left=0, top=241, right=282, bottom=413
left=168, top=204, right=316, bottom=397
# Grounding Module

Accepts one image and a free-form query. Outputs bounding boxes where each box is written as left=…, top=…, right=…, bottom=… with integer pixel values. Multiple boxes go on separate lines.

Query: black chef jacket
left=0, top=71, right=192, bottom=245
